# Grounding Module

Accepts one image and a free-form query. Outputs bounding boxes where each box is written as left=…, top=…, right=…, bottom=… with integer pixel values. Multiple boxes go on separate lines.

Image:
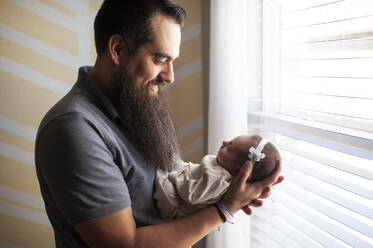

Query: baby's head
left=216, top=135, right=281, bottom=182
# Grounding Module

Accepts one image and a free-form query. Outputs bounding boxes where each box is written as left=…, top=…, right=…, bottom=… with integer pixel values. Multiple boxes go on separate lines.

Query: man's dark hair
left=94, top=0, right=186, bottom=56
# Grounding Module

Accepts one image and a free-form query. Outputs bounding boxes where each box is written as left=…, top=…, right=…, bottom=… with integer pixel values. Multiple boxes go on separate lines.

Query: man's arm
left=74, top=160, right=283, bottom=248
left=75, top=205, right=221, bottom=248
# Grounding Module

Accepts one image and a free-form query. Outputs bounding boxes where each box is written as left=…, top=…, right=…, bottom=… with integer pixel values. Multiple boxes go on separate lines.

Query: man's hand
left=242, top=167, right=284, bottom=215
left=221, top=160, right=283, bottom=214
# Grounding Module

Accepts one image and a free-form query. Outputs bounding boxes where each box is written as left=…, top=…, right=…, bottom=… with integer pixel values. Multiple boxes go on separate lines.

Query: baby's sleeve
left=153, top=169, right=181, bottom=221
left=169, top=162, right=232, bottom=206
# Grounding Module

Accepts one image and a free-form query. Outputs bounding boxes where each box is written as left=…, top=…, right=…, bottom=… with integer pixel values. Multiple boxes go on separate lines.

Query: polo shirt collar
left=76, top=66, right=120, bottom=122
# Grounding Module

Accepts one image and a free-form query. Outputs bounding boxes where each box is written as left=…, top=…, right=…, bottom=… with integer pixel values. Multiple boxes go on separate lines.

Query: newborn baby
left=154, top=134, right=281, bottom=221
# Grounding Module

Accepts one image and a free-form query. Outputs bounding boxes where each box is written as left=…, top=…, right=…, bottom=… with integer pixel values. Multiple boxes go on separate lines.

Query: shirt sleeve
left=36, top=112, right=131, bottom=225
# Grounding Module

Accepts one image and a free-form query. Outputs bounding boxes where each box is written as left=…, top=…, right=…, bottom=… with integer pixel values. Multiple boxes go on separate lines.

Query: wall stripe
left=1, top=0, right=79, bottom=56
left=49, top=0, right=80, bottom=13
left=76, top=1, right=92, bottom=66
left=0, top=213, right=54, bottom=248
left=185, top=150, right=204, bottom=165
left=175, top=37, right=202, bottom=71
left=0, top=70, right=64, bottom=128
left=174, top=59, right=202, bottom=84
left=175, top=0, right=202, bottom=29
left=0, top=129, right=34, bottom=152
left=0, top=186, right=44, bottom=211
left=164, top=59, right=202, bottom=88
left=0, top=142, right=34, bottom=167
left=180, top=128, right=203, bottom=151
left=0, top=23, right=78, bottom=69
left=0, top=156, right=41, bottom=197
left=37, top=0, right=77, bottom=18
left=0, top=57, right=71, bottom=95
left=89, top=12, right=97, bottom=28
left=10, top=0, right=79, bottom=33
left=165, top=72, right=203, bottom=125
left=89, top=0, right=102, bottom=14
left=182, top=137, right=203, bottom=158
left=176, top=116, right=204, bottom=162
left=176, top=116, right=204, bottom=139
left=0, top=116, right=37, bottom=142
left=0, top=38, right=77, bottom=85
left=181, top=23, right=202, bottom=44
left=0, top=200, right=51, bottom=227
left=0, top=241, right=23, bottom=248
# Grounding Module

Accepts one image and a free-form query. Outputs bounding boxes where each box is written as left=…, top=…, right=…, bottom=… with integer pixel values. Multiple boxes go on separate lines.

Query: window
left=247, top=0, right=373, bottom=247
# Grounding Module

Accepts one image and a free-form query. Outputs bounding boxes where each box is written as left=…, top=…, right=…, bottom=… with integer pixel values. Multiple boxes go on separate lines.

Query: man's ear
left=108, top=34, right=127, bottom=66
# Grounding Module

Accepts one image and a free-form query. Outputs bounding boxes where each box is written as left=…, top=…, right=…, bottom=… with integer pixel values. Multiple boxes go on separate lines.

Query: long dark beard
left=113, top=69, right=181, bottom=171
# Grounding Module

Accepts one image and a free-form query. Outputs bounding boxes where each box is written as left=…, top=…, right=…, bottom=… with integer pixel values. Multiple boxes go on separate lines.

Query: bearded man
left=35, top=0, right=283, bottom=247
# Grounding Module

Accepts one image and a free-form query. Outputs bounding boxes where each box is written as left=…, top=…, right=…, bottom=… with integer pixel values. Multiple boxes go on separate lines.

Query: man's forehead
left=150, top=13, right=181, bottom=59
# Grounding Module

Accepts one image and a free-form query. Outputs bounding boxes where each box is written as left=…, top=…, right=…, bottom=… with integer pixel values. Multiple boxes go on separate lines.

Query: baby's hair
left=248, top=135, right=281, bottom=182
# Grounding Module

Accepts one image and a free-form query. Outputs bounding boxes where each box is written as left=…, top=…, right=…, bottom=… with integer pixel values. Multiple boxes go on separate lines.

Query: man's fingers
left=236, top=161, right=254, bottom=185
left=258, top=187, right=271, bottom=199
left=249, top=199, right=263, bottom=207
left=242, top=205, right=252, bottom=215
left=273, top=175, right=285, bottom=186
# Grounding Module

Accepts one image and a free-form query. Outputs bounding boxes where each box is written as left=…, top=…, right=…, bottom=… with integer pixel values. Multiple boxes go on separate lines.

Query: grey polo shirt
left=35, top=66, right=163, bottom=247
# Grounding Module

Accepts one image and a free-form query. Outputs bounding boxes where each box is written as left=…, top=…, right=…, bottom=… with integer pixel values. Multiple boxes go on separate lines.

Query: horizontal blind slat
left=249, top=112, right=373, bottom=140
left=264, top=77, right=373, bottom=99
left=247, top=112, right=373, bottom=159
left=250, top=122, right=373, bottom=160
left=278, top=141, right=373, bottom=180
left=278, top=16, right=373, bottom=43
left=279, top=181, right=373, bottom=238
left=250, top=241, right=267, bottom=248
left=272, top=191, right=373, bottom=247
left=253, top=209, right=324, bottom=248
left=280, top=0, right=346, bottom=14
left=262, top=96, right=373, bottom=120
left=284, top=167, right=373, bottom=218
left=258, top=200, right=348, bottom=247
left=283, top=155, right=373, bottom=200
left=279, top=58, right=373, bottom=78
left=282, top=0, right=373, bottom=29
left=251, top=218, right=303, bottom=248
left=251, top=230, right=283, bottom=248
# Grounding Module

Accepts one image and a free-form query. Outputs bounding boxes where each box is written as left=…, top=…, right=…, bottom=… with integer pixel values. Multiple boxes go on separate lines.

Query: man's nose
left=159, top=62, right=174, bottom=84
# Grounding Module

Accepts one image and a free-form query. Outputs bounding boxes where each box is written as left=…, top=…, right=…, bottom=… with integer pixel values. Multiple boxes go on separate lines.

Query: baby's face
left=216, top=135, right=255, bottom=176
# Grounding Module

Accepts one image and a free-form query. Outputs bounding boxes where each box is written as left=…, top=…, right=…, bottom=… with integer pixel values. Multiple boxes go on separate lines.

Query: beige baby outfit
left=154, top=155, right=232, bottom=221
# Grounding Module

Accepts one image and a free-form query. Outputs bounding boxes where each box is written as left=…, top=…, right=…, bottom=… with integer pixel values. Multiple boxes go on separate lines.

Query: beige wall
left=0, top=0, right=205, bottom=247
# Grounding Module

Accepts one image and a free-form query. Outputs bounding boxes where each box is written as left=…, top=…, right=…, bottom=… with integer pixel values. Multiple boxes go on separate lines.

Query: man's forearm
left=75, top=205, right=222, bottom=248
left=136, top=205, right=221, bottom=248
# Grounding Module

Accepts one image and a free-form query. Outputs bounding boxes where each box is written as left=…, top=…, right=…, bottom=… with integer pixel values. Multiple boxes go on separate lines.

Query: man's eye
left=155, top=57, right=167, bottom=64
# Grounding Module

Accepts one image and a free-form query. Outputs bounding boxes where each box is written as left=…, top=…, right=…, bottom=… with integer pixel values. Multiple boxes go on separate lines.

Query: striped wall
left=167, top=0, right=205, bottom=163
left=0, top=0, right=205, bottom=247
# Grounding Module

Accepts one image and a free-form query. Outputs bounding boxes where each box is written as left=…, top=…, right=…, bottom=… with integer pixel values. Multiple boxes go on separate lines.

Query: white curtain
left=206, top=0, right=250, bottom=247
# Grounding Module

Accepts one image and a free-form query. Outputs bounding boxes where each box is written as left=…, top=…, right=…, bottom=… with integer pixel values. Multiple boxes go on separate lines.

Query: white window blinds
left=247, top=0, right=373, bottom=247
